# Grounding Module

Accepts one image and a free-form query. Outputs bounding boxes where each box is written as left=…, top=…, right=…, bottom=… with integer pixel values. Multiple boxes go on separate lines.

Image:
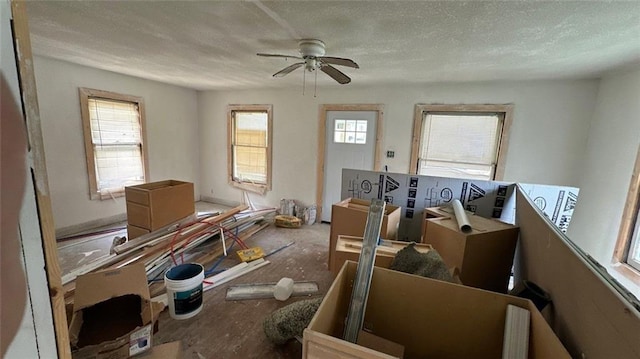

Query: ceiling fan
left=257, top=39, right=359, bottom=85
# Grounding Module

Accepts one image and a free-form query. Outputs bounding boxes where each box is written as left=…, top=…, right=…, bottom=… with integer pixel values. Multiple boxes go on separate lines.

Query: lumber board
left=10, top=2, right=71, bottom=357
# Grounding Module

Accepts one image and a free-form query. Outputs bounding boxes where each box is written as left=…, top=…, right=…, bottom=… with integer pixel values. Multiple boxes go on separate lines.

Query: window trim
left=78, top=88, right=149, bottom=200
left=409, top=104, right=513, bottom=180
left=613, top=145, right=640, bottom=276
left=226, top=104, right=273, bottom=194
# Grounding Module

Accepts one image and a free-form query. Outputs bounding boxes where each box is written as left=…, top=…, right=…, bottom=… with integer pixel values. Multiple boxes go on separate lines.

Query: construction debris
left=263, top=297, right=323, bottom=345
left=225, top=281, right=319, bottom=301
left=389, top=243, right=453, bottom=282
left=62, top=205, right=277, bottom=306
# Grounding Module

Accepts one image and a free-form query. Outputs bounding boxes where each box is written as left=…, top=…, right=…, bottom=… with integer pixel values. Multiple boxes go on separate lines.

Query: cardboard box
left=128, top=224, right=151, bottom=240
left=423, top=215, right=519, bottom=293
left=69, top=263, right=155, bottom=359
left=125, top=180, right=195, bottom=237
left=137, top=341, right=182, bottom=359
left=331, top=235, right=433, bottom=276
left=419, top=206, right=452, bottom=243
left=303, top=261, right=569, bottom=358
left=328, top=198, right=401, bottom=271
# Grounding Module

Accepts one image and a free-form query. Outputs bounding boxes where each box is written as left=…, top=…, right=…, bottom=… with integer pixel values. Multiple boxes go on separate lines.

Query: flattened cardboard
left=331, top=235, right=432, bottom=275
left=70, top=263, right=154, bottom=358
left=423, top=215, right=519, bottom=293
left=329, top=198, right=400, bottom=271
left=303, top=261, right=569, bottom=359
left=138, top=341, right=182, bottom=359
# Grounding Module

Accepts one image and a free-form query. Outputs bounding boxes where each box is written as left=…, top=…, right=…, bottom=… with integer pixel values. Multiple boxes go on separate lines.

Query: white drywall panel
left=198, top=80, right=597, bottom=210
left=33, top=56, right=200, bottom=230
left=567, top=66, right=640, bottom=299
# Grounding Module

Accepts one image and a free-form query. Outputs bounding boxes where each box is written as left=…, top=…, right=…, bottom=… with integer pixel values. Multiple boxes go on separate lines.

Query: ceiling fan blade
left=320, top=64, right=351, bottom=84
left=257, top=53, right=302, bottom=60
left=319, top=56, right=359, bottom=69
left=273, top=62, right=305, bottom=77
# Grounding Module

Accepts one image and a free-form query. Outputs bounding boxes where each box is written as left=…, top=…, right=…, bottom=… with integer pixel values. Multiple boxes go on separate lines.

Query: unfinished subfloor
left=153, top=222, right=334, bottom=358
left=56, top=202, right=335, bottom=358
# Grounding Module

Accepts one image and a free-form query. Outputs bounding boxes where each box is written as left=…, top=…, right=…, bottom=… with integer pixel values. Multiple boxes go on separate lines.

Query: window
left=614, top=145, right=640, bottom=272
left=227, top=105, right=272, bottom=194
left=334, top=119, right=367, bottom=144
left=79, top=88, right=148, bottom=200
left=410, top=104, right=513, bottom=180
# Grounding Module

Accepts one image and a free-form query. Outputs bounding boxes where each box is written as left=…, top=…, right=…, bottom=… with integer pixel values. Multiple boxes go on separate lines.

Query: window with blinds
left=418, top=113, right=503, bottom=180
left=228, top=105, right=273, bottom=194
left=80, top=88, right=147, bottom=200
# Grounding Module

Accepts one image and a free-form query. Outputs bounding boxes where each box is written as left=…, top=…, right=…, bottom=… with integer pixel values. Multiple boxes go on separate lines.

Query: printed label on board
left=173, top=284, right=203, bottom=315
left=129, top=325, right=152, bottom=356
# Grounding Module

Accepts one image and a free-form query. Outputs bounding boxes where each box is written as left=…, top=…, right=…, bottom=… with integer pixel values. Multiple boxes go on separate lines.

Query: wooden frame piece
left=316, top=104, right=384, bottom=222
left=409, top=104, right=514, bottom=180
left=613, top=145, right=640, bottom=276
left=78, top=88, right=149, bottom=200
left=226, top=104, right=273, bottom=195
left=10, top=1, right=71, bottom=357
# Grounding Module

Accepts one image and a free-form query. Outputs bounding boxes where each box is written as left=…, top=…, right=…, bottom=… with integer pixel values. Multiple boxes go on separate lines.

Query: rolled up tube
left=452, top=199, right=472, bottom=233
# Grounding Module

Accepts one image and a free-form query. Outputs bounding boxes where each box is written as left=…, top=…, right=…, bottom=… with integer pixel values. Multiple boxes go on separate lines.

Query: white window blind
left=89, top=98, right=145, bottom=194
left=418, top=113, right=501, bottom=180
left=232, top=111, right=268, bottom=184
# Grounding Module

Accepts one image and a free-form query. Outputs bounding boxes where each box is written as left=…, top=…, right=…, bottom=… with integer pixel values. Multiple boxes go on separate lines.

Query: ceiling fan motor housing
left=299, top=39, right=326, bottom=58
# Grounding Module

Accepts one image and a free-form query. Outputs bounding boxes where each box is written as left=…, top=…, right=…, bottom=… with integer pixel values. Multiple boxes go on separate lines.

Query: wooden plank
left=502, top=304, right=530, bottom=359
left=515, top=187, right=640, bottom=358
left=613, top=145, right=640, bottom=262
left=10, top=1, right=70, bottom=357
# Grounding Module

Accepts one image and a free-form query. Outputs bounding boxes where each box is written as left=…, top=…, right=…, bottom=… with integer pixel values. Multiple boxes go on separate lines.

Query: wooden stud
left=10, top=1, right=71, bottom=357
left=315, top=104, right=384, bottom=222
left=613, top=145, right=640, bottom=265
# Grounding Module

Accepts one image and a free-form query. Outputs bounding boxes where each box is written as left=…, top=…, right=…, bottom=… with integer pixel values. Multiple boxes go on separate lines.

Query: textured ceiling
left=26, top=1, right=640, bottom=90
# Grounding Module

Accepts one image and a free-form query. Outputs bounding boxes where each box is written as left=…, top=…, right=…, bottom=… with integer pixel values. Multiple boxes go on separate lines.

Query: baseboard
left=200, top=196, right=242, bottom=208
left=56, top=213, right=127, bottom=239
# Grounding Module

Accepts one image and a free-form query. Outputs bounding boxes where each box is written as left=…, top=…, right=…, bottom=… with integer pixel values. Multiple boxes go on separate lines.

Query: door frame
left=315, top=104, right=384, bottom=222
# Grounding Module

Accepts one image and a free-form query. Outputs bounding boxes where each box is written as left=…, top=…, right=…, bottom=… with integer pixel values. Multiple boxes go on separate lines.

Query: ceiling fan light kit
left=257, top=39, right=359, bottom=94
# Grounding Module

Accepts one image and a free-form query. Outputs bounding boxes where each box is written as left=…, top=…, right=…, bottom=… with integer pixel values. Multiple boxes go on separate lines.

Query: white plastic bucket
left=164, top=263, right=204, bottom=320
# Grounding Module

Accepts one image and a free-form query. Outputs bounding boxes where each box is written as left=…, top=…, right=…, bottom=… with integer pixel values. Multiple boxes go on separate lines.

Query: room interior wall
left=33, top=56, right=200, bottom=231
left=198, top=80, right=598, bottom=209
left=567, top=65, right=640, bottom=298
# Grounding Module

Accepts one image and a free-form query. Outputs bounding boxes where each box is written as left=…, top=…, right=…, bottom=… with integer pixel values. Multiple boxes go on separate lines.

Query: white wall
left=34, top=56, right=200, bottom=230
left=567, top=66, right=640, bottom=297
left=199, top=80, right=598, bottom=208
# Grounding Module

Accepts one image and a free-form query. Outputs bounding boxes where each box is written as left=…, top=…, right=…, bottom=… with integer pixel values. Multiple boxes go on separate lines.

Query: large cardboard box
left=303, top=261, right=569, bottom=358
left=328, top=198, right=401, bottom=271
left=125, top=180, right=195, bottom=238
left=69, top=263, right=155, bottom=358
left=423, top=215, right=519, bottom=293
left=331, top=235, right=433, bottom=276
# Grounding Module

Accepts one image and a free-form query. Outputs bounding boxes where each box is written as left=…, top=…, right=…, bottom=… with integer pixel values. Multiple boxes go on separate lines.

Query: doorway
left=316, top=104, right=384, bottom=222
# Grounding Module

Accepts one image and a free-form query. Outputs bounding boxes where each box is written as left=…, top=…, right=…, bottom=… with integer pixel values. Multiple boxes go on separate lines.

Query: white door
left=322, top=111, right=377, bottom=222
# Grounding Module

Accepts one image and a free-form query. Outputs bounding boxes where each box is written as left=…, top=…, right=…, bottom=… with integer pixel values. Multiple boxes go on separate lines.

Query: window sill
left=230, top=181, right=268, bottom=195
left=609, top=262, right=640, bottom=301
left=91, top=189, right=125, bottom=201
